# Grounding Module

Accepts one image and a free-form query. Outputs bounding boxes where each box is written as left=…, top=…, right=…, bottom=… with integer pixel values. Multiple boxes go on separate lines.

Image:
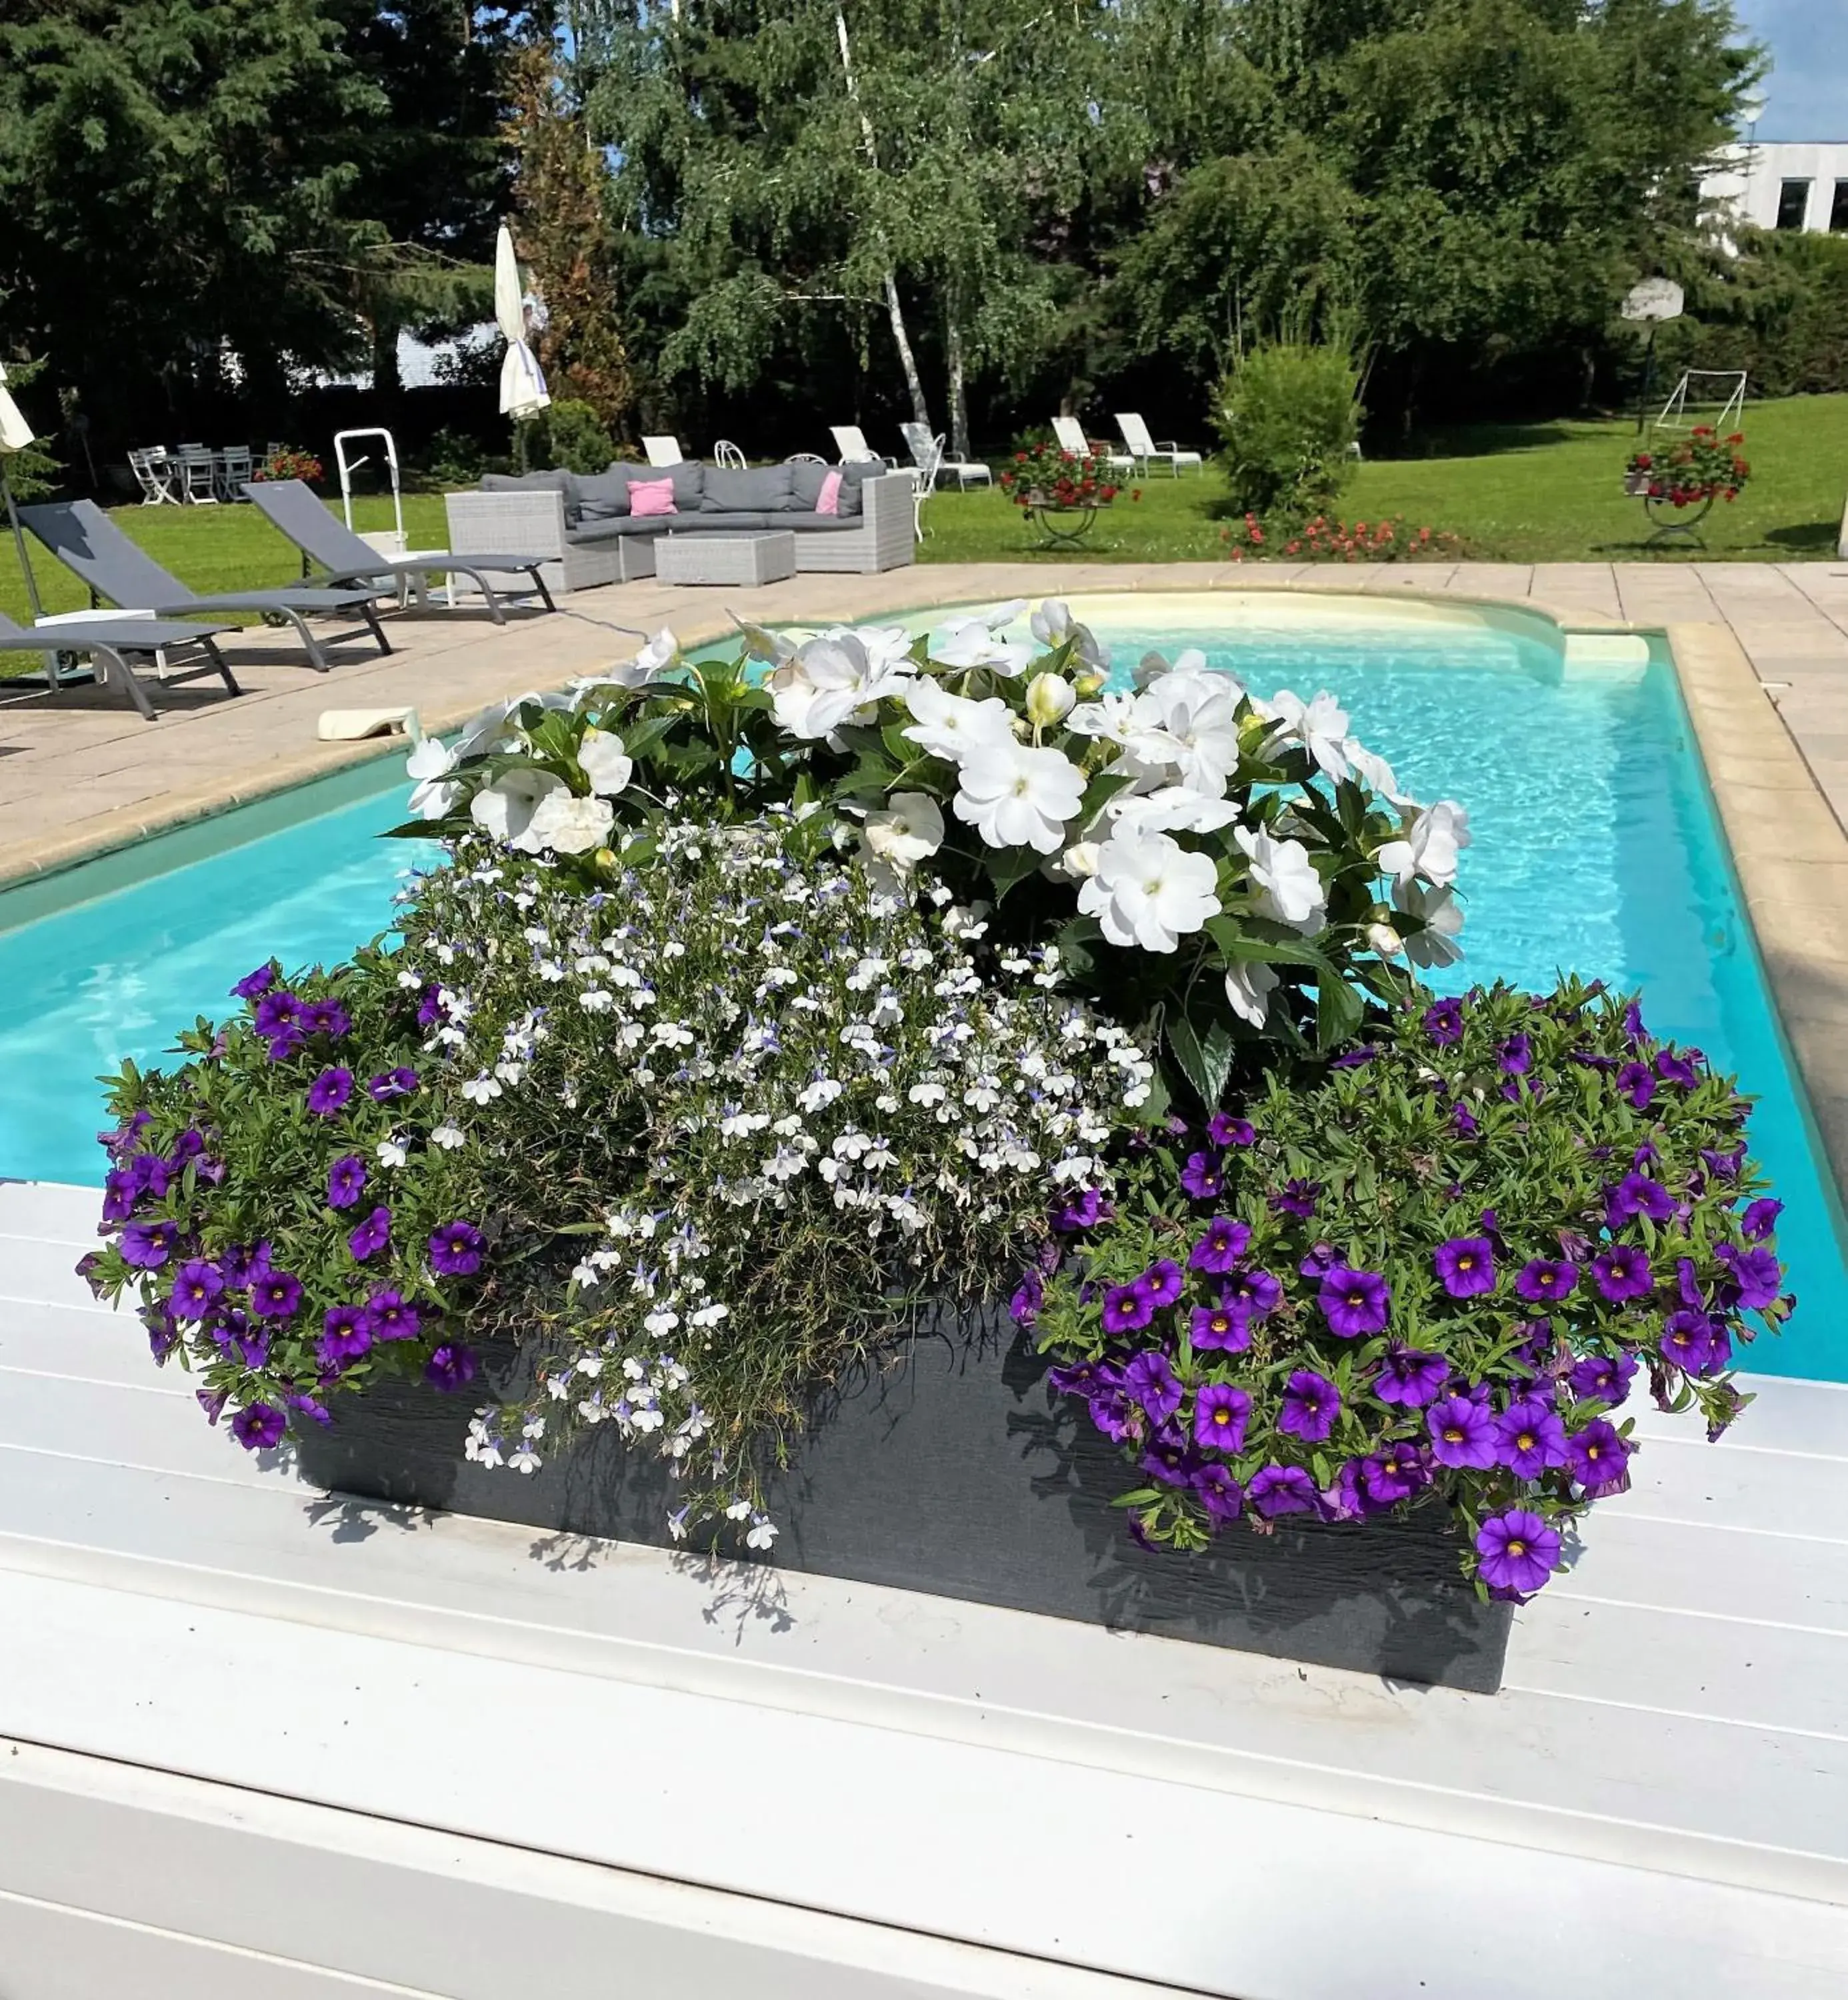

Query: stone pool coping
left=5, top=560, right=1847, bottom=1196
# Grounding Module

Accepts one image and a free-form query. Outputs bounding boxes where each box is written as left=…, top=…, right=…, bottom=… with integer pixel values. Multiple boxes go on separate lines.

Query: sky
left=1732, top=0, right=1848, bottom=139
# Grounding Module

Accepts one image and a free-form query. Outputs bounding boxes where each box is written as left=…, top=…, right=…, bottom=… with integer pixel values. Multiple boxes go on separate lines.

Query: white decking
left=3, top=1178, right=1846, bottom=1999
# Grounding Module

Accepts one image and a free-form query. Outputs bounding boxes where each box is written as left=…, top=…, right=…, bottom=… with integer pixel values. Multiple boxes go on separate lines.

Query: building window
left=1776, top=179, right=1813, bottom=230
left=1831, top=181, right=1848, bottom=233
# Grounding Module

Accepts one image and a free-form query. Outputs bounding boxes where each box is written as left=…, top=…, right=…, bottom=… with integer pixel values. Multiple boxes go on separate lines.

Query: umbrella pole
left=1, top=459, right=44, bottom=621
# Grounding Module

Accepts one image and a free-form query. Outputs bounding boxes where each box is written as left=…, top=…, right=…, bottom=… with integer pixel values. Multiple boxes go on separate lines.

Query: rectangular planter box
left=296, top=1315, right=1512, bottom=1693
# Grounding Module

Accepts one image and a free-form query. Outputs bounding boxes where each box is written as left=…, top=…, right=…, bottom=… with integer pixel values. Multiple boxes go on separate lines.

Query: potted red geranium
left=999, top=439, right=1123, bottom=545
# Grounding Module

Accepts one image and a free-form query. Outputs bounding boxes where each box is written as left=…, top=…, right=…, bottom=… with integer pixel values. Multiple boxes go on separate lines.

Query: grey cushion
left=566, top=465, right=642, bottom=517
left=481, top=469, right=572, bottom=495
left=667, top=511, right=779, bottom=533
left=785, top=459, right=874, bottom=517
left=564, top=515, right=672, bottom=546
left=701, top=465, right=795, bottom=514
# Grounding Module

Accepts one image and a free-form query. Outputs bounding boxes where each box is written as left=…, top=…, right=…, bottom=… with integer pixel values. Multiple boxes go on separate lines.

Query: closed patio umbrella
left=495, top=223, right=550, bottom=423
left=0, top=360, right=45, bottom=620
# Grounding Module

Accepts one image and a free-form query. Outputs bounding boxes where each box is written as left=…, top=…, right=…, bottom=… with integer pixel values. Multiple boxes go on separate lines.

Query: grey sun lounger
left=0, top=609, right=239, bottom=721
left=19, top=498, right=392, bottom=673
left=241, top=479, right=556, bottom=619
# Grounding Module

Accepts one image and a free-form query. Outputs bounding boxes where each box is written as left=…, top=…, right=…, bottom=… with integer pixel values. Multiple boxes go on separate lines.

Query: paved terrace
left=4, top=557, right=1847, bottom=1193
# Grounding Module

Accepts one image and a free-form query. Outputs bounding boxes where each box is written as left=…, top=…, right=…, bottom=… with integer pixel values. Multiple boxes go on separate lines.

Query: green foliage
left=1213, top=338, right=1361, bottom=521
left=1656, top=228, right=1848, bottom=399
left=533, top=397, right=617, bottom=476
left=421, top=427, right=487, bottom=487
left=0, top=355, right=59, bottom=501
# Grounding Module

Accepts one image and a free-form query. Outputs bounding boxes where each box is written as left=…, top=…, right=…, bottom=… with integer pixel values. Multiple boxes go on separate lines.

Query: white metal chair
left=642, top=435, right=685, bottom=467
left=127, top=447, right=181, bottom=505
left=712, top=439, right=747, bottom=470
left=1051, top=416, right=1135, bottom=471
left=784, top=451, right=828, bottom=465
left=1114, top=412, right=1203, bottom=477
left=901, top=421, right=991, bottom=491
left=177, top=446, right=219, bottom=503
left=830, top=425, right=897, bottom=467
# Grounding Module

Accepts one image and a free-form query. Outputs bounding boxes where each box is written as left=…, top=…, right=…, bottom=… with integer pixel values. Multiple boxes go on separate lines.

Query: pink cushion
left=816, top=469, right=843, bottom=516
left=630, top=476, right=677, bottom=518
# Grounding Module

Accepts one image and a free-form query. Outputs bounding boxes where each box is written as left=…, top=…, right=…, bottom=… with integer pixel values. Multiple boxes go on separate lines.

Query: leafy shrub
left=1212, top=339, right=1360, bottom=522
left=1027, top=979, right=1788, bottom=1597
left=422, top=426, right=486, bottom=486
left=527, top=396, right=614, bottom=475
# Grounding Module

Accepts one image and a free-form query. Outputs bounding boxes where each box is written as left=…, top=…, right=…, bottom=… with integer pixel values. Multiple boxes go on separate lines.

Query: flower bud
left=1062, top=841, right=1102, bottom=878
left=1025, top=671, right=1076, bottom=727
left=1366, top=921, right=1404, bottom=957
left=1073, top=666, right=1109, bottom=699
left=594, top=848, right=617, bottom=871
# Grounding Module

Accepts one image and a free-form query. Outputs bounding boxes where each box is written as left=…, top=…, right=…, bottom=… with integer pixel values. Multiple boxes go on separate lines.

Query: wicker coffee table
left=655, top=531, right=797, bottom=587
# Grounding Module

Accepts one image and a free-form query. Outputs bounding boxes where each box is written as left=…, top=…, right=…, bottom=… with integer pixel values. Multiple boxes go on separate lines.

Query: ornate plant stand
left=1625, top=471, right=1715, bottom=550
left=1023, top=491, right=1104, bottom=547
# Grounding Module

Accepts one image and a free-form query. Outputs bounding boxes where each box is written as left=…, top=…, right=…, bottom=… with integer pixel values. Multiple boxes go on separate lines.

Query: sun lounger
left=239, top=479, right=555, bottom=620
left=18, top=499, right=392, bottom=673
left=0, top=609, right=239, bottom=721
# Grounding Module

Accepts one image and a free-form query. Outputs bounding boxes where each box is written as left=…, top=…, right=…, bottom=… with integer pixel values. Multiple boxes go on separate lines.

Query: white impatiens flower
left=731, top=615, right=797, bottom=665
left=863, top=791, right=944, bottom=875
left=1030, top=599, right=1107, bottom=673
left=1235, top=824, right=1327, bottom=933
left=577, top=727, right=633, bottom=798
left=634, top=628, right=679, bottom=679
left=931, top=611, right=1033, bottom=677
left=1223, top=958, right=1281, bottom=1027
left=406, top=736, right=461, bottom=820
left=1263, top=689, right=1352, bottom=781
left=1025, top=671, right=1076, bottom=729
left=519, top=788, right=615, bottom=857
left=1076, top=830, right=1221, bottom=952
left=771, top=629, right=914, bottom=739
left=1107, top=785, right=1241, bottom=837
left=1059, top=841, right=1102, bottom=879
left=1121, top=669, right=1245, bottom=795
left=472, top=767, right=565, bottom=849
left=1377, top=800, right=1471, bottom=888
left=1345, top=739, right=1420, bottom=810
left=1395, top=879, right=1467, bottom=967
left=1366, top=921, right=1406, bottom=957
left=902, top=676, right=1017, bottom=762
left=952, top=739, right=1086, bottom=855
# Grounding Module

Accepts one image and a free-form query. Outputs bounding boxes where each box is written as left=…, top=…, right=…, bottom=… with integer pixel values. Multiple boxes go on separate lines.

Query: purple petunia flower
left=1568, top=1349, right=1637, bottom=1407
left=230, top=1402, right=287, bottom=1451
left=1125, top=1349, right=1183, bottom=1423
left=1189, top=1217, right=1251, bottom=1275
left=1190, top=1299, right=1251, bottom=1352
left=1141, top=1433, right=1197, bottom=1488
left=1740, top=1198, right=1783, bottom=1243
left=1102, top=1283, right=1155, bottom=1336
left=1661, top=1309, right=1730, bottom=1375
left=1053, top=1187, right=1111, bottom=1233
left=1193, top=1382, right=1251, bottom=1453
left=121, top=1219, right=179, bottom=1269
left=1270, top=1178, right=1321, bottom=1220
left=368, top=1067, right=419, bottom=1101
left=1427, top=1392, right=1499, bottom=1469
left=1494, top=1397, right=1569, bottom=1479
left=1208, top=1113, right=1256, bottom=1148
left=303, top=999, right=351, bottom=1039
left=1247, top=1463, right=1321, bottom=1517
left=1318, top=1266, right=1391, bottom=1337
left=1433, top=1235, right=1496, bottom=1299
left=231, top=965, right=278, bottom=1001
left=1279, top=1369, right=1341, bottom=1443
left=1701, top=1142, right=1747, bottom=1185
left=1373, top=1344, right=1452, bottom=1408
left=327, top=1154, right=368, bottom=1209
left=1135, top=1259, right=1185, bottom=1309
left=1330, top=1048, right=1376, bottom=1070
left=1715, top=1242, right=1781, bottom=1311
left=1607, top=1173, right=1673, bottom=1227
left=1515, top=1257, right=1577, bottom=1305
left=1655, top=1049, right=1699, bottom=1089
left=1498, top=1033, right=1533, bottom=1076
left=253, top=989, right=303, bottom=1039
left=307, top=1067, right=355, bottom=1117
left=425, top=1343, right=479, bottom=1392
left=1566, top=1417, right=1632, bottom=1495
left=1179, top=1151, right=1222, bottom=1201
left=1359, top=1441, right=1428, bottom=1509
left=319, top=1305, right=373, bottom=1367
left=249, top=1269, right=303, bottom=1319
left=220, top=1239, right=272, bottom=1289
left=348, top=1205, right=392, bottom=1262
left=1591, top=1245, right=1654, bottom=1303
left=1423, top=996, right=1465, bottom=1045
left=1009, top=1269, right=1044, bottom=1326
left=1225, top=1266, right=1281, bottom=1319
left=1193, top=1462, right=1245, bottom=1521
left=1615, top=1061, right=1655, bottom=1110
left=101, top=1167, right=139, bottom=1225
left=1475, top=1509, right=1561, bottom=1597
left=1451, top=1101, right=1481, bottom=1139
left=1623, top=999, right=1647, bottom=1042
left=416, top=985, right=447, bottom=1029
left=1297, top=1240, right=1339, bottom=1281
left=264, top=1026, right=307, bottom=1063
left=168, top=1259, right=225, bottom=1321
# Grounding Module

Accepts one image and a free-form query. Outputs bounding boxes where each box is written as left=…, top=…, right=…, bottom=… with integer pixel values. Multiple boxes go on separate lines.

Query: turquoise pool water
left=2, top=597, right=1843, bottom=1380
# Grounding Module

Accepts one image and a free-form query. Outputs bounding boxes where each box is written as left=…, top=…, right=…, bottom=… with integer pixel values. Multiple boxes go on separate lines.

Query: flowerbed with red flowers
left=999, top=439, right=1121, bottom=510
left=254, top=445, right=325, bottom=485
left=1221, top=513, right=1467, bottom=562
left=1624, top=426, right=1750, bottom=508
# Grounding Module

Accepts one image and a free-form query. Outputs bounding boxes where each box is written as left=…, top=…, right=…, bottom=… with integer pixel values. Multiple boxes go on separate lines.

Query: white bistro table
left=656, top=531, right=797, bottom=587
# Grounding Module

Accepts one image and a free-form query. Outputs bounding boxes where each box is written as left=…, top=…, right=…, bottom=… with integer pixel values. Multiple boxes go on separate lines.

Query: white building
left=1701, top=140, right=1848, bottom=235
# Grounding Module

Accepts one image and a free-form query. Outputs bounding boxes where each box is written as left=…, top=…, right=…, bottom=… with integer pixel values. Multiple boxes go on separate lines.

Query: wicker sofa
left=443, top=459, right=917, bottom=593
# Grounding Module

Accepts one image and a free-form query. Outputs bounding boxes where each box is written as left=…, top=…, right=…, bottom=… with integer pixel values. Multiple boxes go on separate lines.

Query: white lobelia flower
left=901, top=676, right=1017, bottom=762
left=1107, top=785, right=1241, bottom=838
left=472, top=767, right=565, bottom=849
left=1030, top=599, right=1107, bottom=673
left=1076, top=829, right=1221, bottom=952
left=929, top=611, right=1033, bottom=677
left=1262, top=689, right=1352, bottom=781
left=376, top=1137, right=409, bottom=1169
left=863, top=791, right=944, bottom=875
left=1377, top=800, right=1471, bottom=888
left=577, top=727, right=633, bottom=798
left=745, top=1512, right=779, bottom=1551
left=1394, top=879, right=1466, bottom=967
left=1121, top=669, right=1245, bottom=795
left=952, top=739, right=1085, bottom=855
left=771, top=629, right=915, bottom=740
left=1025, top=670, right=1076, bottom=729
left=430, top=1123, right=466, bottom=1149
left=405, top=736, right=461, bottom=820
left=1223, top=958, right=1281, bottom=1027
left=1235, top=824, right=1327, bottom=933
left=519, top=787, right=615, bottom=856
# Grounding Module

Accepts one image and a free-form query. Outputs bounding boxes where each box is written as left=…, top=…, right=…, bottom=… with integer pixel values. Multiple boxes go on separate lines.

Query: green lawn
left=4, top=397, right=1842, bottom=675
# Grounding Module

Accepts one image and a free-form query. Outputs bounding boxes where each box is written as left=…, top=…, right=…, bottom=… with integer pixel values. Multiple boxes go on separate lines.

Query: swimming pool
left=3, top=591, right=1843, bottom=1380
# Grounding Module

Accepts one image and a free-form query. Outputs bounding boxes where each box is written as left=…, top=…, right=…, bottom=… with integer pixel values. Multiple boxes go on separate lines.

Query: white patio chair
left=642, top=435, right=685, bottom=467
left=127, top=447, right=181, bottom=506
left=1114, top=412, right=1203, bottom=477
left=712, top=439, right=747, bottom=469
left=177, top=446, right=219, bottom=503
left=830, top=425, right=897, bottom=467
left=1051, top=415, right=1134, bottom=471
left=901, top=421, right=991, bottom=491
left=783, top=452, right=828, bottom=465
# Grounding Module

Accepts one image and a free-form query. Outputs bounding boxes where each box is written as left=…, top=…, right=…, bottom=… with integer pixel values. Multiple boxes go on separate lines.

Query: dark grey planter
left=295, top=1313, right=1512, bottom=1692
